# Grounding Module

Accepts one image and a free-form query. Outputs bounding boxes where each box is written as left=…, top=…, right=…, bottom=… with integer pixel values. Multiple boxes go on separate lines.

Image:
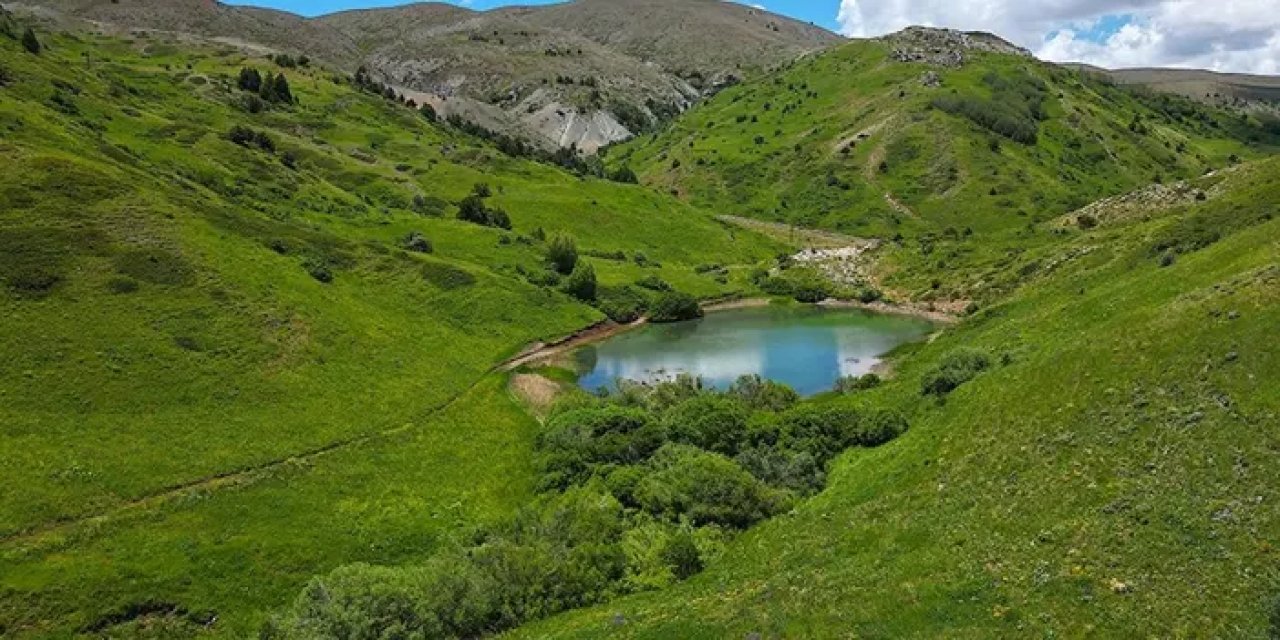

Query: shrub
left=420, top=103, right=437, bottom=122
left=401, top=231, right=433, bottom=254
left=635, top=275, right=671, bottom=292
left=562, top=262, right=597, bottom=302
left=609, top=165, right=639, bottom=184
left=237, top=67, right=262, bottom=93
left=834, top=373, right=881, bottom=393
left=735, top=446, right=825, bottom=494
left=663, top=395, right=750, bottom=456
left=21, top=27, right=39, bottom=55
left=537, top=406, right=666, bottom=489
left=0, top=63, right=13, bottom=87
left=649, top=291, right=702, bottom=323
left=634, top=444, right=785, bottom=529
left=660, top=529, right=703, bottom=580
left=456, top=195, right=510, bottom=229
left=547, top=233, right=579, bottom=275
left=775, top=405, right=870, bottom=460
left=1077, top=213, right=1098, bottom=230
left=728, top=375, right=799, bottom=412
left=921, top=348, right=991, bottom=397
left=595, top=286, right=648, bottom=323
left=302, top=258, right=333, bottom=284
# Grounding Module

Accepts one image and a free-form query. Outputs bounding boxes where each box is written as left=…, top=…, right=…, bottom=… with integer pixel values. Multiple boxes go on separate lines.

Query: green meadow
left=2, top=14, right=1280, bottom=640
left=0, top=24, right=779, bottom=637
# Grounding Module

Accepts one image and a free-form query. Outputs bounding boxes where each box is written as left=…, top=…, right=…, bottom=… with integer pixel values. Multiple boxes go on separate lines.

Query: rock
left=1109, top=578, right=1133, bottom=594
left=1225, top=351, right=1239, bottom=363
left=920, top=70, right=942, bottom=87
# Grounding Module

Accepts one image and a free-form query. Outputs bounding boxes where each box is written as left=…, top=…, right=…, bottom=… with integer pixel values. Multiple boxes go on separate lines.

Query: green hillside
left=611, top=35, right=1269, bottom=236
left=607, top=33, right=1277, bottom=304
left=0, top=21, right=780, bottom=638
left=3, top=13, right=1280, bottom=640
left=519, top=155, right=1280, bottom=639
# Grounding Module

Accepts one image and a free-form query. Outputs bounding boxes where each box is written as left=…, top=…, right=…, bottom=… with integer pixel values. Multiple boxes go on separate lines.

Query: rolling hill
left=1101, top=66, right=1280, bottom=113
left=608, top=27, right=1278, bottom=302
left=0, top=17, right=783, bottom=637
left=9, top=0, right=843, bottom=150
left=3, top=7, right=1280, bottom=640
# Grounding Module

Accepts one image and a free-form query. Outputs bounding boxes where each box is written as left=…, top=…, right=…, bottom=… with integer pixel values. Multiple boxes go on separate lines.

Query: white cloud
left=835, top=0, right=1280, bottom=74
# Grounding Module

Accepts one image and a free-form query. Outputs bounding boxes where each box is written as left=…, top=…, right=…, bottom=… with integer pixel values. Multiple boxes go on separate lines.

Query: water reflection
left=576, top=306, right=934, bottom=397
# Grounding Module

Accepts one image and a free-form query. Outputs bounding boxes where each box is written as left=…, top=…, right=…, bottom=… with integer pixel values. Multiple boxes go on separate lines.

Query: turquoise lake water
left=575, top=305, right=935, bottom=396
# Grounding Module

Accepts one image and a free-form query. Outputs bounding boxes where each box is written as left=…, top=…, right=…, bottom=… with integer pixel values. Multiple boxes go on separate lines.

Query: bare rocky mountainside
left=6, top=0, right=841, bottom=150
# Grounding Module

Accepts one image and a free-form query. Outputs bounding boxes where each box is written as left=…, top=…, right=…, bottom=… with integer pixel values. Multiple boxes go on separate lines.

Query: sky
left=227, top=0, right=1280, bottom=74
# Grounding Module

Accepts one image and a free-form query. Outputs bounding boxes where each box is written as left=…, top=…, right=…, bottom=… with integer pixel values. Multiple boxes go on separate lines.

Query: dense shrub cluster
left=456, top=184, right=512, bottom=230
left=236, top=67, right=293, bottom=105
left=921, top=348, right=991, bottom=397
left=649, top=291, right=703, bottom=323
left=227, top=125, right=275, bottom=152
left=931, top=70, right=1047, bottom=145
left=268, top=376, right=910, bottom=639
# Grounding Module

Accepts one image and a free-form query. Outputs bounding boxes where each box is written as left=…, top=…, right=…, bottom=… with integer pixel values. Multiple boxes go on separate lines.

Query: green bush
left=401, top=231, right=432, bottom=254
left=649, top=291, right=702, bottom=323
left=660, top=529, right=703, bottom=580
left=634, top=444, right=786, bottom=529
left=728, top=374, right=799, bottom=412
left=735, top=446, right=824, bottom=494
left=562, top=262, right=597, bottom=302
left=635, top=275, right=671, bottom=292
left=662, top=395, right=750, bottom=456
left=834, top=373, right=880, bottom=393
left=921, top=348, right=992, bottom=397
left=21, top=27, right=40, bottom=55
left=538, top=406, right=666, bottom=489
left=595, top=286, right=648, bottom=323
left=547, top=233, right=579, bottom=275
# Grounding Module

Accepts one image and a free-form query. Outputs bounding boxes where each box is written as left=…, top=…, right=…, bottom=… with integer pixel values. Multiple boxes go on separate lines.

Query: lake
left=575, top=305, right=936, bottom=396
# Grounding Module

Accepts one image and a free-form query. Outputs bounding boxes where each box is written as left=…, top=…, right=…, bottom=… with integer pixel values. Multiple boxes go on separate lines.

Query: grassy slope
left=516, top=157, right=1280, bottom=637
left=614, top=39, right=1259, bottom=234
left=0, top=27, right=780, bottom=637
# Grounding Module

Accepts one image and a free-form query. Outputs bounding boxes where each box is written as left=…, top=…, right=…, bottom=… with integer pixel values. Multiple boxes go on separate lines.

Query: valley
left=1, top=2, right=1279, bottom=638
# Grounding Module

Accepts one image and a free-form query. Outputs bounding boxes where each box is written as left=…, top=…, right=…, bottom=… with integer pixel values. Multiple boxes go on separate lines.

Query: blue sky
left=227, top=0, right=843, bottom=31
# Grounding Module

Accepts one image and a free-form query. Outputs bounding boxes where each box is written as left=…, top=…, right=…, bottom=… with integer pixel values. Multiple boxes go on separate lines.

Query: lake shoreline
left=503, top=296, right=956, bottom=374
left=705, top=297, right=960, bottom=324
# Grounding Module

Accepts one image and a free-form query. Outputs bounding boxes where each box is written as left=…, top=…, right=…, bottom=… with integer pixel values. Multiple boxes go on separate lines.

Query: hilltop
left=8, top=0, right=843, bottom=150
left=608, top=26, right=1278, bottom=302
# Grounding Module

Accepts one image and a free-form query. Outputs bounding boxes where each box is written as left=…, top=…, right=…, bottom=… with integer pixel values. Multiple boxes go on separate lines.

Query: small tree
left=21, top=27, right=40, bottom=55
left=661, top=529, right=703, bottom=580
left=420, top=103, right=437, bottom=123
left=237, top=67, right=262, bottom=93
left=258, top=71, right=276, bottom=102
left=457, top=195, right=489, bottom=225
left=547, top=233, right=579, bottom=274
left=562, top=262, right=597, bottom=302
left=272, top=73, right=293, bottom=104
left=610, top=165, right=638, bottom=184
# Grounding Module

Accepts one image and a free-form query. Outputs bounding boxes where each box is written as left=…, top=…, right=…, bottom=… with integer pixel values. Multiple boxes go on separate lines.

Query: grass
left=513, top=156, right=1280, bottom=638
left=4, top=18, right=1280, bottom=640
left=607, top=39, right=1278, bottom=301
left=0, top=25, right=780, bottom=637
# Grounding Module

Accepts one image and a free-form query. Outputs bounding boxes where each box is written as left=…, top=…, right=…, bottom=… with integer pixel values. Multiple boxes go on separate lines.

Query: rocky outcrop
left=881, top=26, right=1031, bottom=67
